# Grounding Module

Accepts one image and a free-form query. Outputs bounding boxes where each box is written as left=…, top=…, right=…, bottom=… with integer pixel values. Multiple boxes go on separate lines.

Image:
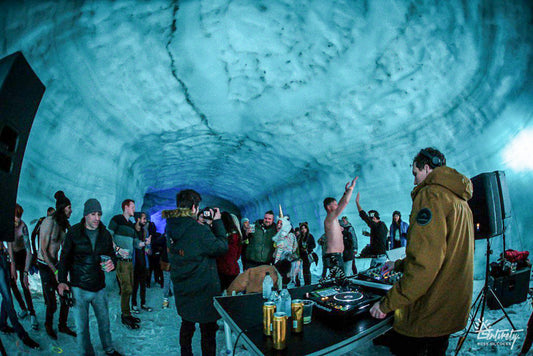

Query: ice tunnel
left=1, top=0, right=532, bottom=266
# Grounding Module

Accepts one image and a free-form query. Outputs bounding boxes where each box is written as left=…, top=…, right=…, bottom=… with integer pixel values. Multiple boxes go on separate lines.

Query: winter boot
left=21, top=335, right=40, bottom=349
left=45, top=324, right=57, bottom=340
left=58, top=324, right=77, bottom=337
left=121, top=315, right=140, bottom=329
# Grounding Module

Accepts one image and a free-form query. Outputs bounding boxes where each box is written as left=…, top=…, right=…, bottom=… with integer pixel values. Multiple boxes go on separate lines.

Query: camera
left=201, top=208, right=213, bottom=219
left=61, top=289, right=75, bottom=307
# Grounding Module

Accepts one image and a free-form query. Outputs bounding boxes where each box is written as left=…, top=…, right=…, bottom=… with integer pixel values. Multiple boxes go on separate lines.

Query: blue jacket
left=388, top=220, right=409, bottom=249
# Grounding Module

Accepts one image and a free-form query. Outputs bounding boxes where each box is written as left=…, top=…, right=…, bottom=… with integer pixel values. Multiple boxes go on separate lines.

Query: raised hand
left=213, top=207, right=222, bottom=220
left=345, top=176, right=358, bottom=191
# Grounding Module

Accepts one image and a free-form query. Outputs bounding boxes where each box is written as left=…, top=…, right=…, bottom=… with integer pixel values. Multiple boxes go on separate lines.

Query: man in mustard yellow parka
left=370, top=147, right=474, bottom=356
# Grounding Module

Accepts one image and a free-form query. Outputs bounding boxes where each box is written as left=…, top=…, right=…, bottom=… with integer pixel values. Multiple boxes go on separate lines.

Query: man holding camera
left=369, top=148, right=474, bottom=356
left=58, top=199, right=121, bottom=356
left=163, top=189, right=228, bottom=356
left=197, top=207, right=214, bottom=226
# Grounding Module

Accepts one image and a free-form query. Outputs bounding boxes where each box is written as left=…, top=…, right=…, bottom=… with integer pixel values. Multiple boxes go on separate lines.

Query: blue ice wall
left=0, top=0, right=531, bottom=277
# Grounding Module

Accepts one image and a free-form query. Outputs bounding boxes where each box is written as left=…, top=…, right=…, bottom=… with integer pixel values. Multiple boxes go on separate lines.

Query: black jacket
left=298, top=233, right=316, bottom=264
left=58, top=221, right=117, bottom=292
left=165, top=213, right=228, bottom=323
left=359, top=210, right=388, bottom=256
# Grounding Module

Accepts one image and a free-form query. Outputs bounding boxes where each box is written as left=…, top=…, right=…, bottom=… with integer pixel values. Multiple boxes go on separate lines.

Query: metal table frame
left=214, top=281, right=393, bottom=355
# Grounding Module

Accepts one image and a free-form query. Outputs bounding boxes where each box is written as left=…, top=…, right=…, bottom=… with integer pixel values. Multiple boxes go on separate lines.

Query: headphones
left=419, top=149, right=443, bottom=168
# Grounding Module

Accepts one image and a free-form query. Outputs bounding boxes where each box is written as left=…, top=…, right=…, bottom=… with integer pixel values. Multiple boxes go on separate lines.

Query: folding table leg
left=224, top=321, right=233, bottom=354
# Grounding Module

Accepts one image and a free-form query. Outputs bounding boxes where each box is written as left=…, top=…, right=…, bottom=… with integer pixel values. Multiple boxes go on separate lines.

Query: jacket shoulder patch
left=416, top=208, right=432, bottom=226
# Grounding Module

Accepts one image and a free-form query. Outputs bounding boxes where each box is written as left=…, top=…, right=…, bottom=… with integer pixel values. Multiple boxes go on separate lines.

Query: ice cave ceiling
left=1, top=0, right=532, bottom=250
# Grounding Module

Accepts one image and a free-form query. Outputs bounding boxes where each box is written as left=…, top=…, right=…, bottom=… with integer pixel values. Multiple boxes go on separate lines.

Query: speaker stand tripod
left=454, top=237, right=516, bottom=355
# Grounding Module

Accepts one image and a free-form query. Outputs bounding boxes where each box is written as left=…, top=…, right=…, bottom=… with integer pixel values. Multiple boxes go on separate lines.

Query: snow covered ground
left=2, top=263, right=531, bottom=356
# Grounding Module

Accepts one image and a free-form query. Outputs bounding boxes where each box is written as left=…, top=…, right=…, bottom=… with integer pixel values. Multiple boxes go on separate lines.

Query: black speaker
left=0, top=52, right=45, bottom=242
left=468, top=171, right=510, bottom=240
left=487, top=266, right=531, bottom=309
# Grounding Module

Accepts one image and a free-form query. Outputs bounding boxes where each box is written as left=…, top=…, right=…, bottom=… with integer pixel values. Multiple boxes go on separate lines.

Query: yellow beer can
left=272, top=312, right=288, bottom=350
left=291, top=299, right=304, bottom=333
left=263, top=301, right=276, bottom=336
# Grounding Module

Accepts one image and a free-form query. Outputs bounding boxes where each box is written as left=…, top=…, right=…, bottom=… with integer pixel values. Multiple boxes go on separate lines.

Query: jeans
left=179, top=319, right=217, bottom=356
left=0, top=254, right=27, bottom=339
left=11, top=249, right=35, bottom=315
left=116, top=260, right=133, bottom=316
left=72, top=287, right=114, bottom=356
left=163, top=271, right=173, bottom=298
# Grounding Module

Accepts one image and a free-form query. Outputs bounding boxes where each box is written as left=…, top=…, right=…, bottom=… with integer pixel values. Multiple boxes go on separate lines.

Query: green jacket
left=380, top=166, right=474, bottom=337
left=245, top=220, right=277, bottom=264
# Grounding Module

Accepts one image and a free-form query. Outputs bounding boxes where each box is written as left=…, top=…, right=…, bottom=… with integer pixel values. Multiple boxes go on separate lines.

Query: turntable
left=306, top=279, right=383, bottom=319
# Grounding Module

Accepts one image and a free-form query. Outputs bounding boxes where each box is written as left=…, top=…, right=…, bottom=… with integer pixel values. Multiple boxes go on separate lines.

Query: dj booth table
left=214, top=283, right=393, bottom=355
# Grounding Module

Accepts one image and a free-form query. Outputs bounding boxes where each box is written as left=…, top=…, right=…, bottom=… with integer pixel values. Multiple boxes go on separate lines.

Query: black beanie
left=54, top=191, right=71, bottom=211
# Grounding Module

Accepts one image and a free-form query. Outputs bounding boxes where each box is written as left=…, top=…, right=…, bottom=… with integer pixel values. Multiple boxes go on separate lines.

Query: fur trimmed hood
left=161, top=208, right=195, bottom=219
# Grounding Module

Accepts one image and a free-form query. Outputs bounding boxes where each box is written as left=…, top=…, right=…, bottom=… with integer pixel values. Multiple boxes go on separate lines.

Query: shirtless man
left=323, top=177, right=358, bottom=279
left=37, top=191, right=76, bottom=339
left=8, top=204, right=37, bottom=329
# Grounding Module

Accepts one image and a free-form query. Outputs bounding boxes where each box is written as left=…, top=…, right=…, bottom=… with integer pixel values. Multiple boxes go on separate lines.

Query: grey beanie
left=83, top=198, right=102, bottom=216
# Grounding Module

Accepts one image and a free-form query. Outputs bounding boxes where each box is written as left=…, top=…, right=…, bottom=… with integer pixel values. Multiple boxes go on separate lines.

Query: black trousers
left=179, top=319, right=217, bottom=356
left=521, top=310, right=533, bottom=354
left=147, top=253, right=163, bottom=287
left=132, top=260, right=147, bottom=307
left=37, top=263, right=69, bottom=327
left=388, top=330, right=449, bottom=356
left=295, top=257, right=312, bottom=286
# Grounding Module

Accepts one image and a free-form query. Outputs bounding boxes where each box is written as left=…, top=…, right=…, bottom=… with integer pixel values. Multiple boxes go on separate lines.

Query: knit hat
left=54, top=191, right=71, bottom=211
left=83, top=198, right=102, bottom=216
left=240, top=217, right=249, bottom=226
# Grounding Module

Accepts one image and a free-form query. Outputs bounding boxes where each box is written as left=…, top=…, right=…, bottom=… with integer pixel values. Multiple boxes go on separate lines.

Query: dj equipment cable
left=232, top=329, right=246, bottom=356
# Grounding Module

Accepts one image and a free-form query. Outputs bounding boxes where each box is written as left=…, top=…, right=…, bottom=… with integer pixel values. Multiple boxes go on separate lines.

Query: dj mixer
left=357, top=265, right=403, bottom=285
left=306, top=279, right=383, bottom=319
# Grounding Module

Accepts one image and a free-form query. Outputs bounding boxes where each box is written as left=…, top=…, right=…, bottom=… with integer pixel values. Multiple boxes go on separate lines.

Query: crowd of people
left=0, top=147, right=481, bottom=356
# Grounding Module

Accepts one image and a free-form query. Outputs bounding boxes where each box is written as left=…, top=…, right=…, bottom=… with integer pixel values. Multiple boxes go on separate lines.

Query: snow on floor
left=2, top=271, right=531, bottom=355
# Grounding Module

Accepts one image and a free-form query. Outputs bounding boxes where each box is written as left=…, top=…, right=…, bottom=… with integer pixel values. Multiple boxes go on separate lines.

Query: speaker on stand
left=0, top=51, right=45, bottom=242
left=455, top=171, right=515, bottom=355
